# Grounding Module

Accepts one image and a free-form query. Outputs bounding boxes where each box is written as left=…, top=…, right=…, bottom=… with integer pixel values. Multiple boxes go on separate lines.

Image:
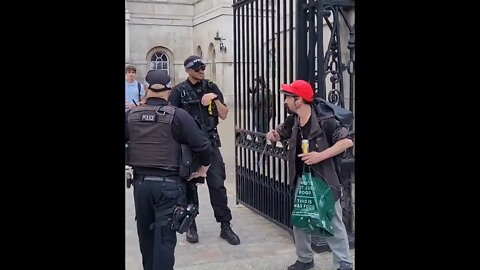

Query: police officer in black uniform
left=169, top=55, right=240, bottom=245
left=126, top=69, right=212, bottom=270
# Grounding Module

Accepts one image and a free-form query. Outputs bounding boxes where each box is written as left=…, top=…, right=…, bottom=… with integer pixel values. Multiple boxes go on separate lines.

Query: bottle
left=301, top=139, right=309, bottom=154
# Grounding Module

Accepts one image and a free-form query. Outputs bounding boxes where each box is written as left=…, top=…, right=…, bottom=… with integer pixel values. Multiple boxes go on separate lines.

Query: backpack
left=137, top=82, right=142, bottom=102
left=313, top=97, right=353, bottom=128
left=313, top=97, right=354, bottom=186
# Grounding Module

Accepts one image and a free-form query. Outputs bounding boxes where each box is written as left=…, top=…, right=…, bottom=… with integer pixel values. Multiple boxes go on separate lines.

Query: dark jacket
left=276, top=107, right=351, bottom=201
left=249, top=87, right=274, bottom=119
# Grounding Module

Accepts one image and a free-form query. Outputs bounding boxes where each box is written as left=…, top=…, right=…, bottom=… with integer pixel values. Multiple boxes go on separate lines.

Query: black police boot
left=287, top=260, right=314, bottom=270
left=186, top=220, right=198, bottom=243
left=220, top=222, right=240, bottom=245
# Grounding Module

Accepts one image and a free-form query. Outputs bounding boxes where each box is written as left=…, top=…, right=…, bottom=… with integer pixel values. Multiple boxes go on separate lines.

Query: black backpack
left=313, top=97, right=354, bottom=185
left=137, top=82, right=142, bottom=101
left=313, top=97, right=353, bottom=128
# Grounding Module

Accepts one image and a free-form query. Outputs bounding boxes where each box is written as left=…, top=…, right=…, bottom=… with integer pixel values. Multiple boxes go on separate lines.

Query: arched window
left=208, top=43, right=216, bottom=81
left=196, top=46, right=203, bottom=59
left=150, top=52, right=169, bottom=74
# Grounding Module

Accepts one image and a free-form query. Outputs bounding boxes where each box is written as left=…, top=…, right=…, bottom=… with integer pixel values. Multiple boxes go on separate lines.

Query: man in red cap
left=266, top=80, right=354, bottom=270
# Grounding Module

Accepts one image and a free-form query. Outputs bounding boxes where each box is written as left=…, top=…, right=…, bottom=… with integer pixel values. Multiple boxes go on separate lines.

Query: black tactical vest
left=177, top=80, right=219, bottom=131
left=127, top=104, right=180, bottom=171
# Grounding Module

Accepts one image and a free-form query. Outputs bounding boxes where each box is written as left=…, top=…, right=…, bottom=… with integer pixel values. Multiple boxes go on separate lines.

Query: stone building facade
left=125, top=0, right=235, bottom=105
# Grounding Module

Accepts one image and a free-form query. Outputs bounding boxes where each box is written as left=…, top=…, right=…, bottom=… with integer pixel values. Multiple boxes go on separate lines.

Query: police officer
left=125, top=69, right=212, bottom=270
left=169, top=55, right=240, bottom=245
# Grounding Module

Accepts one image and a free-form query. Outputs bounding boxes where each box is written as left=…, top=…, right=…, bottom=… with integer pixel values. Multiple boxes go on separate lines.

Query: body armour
left=127, top=104, right=180, bottom=171
left=177, top=80, right=221, bottom=147
left=177, top=80, right=218, bottom=130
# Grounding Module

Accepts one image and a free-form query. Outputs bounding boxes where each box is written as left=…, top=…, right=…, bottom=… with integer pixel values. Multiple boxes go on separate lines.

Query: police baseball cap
left=280, top=80, right=314, bottom=102
left=184, top=55, right=205, bottom=70
left=145, top=70, right=172, bottom=92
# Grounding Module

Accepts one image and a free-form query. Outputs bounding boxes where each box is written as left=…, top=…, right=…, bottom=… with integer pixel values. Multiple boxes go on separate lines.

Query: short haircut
left=125, top=65, right=137, bottom=73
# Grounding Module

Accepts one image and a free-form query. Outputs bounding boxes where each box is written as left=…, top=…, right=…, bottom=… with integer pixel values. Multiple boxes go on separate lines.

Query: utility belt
left=204, top=126, right=221, bottom=147
left=141, top=175, right=183, bottom=183
left=127, top=173, right=184, bottom=189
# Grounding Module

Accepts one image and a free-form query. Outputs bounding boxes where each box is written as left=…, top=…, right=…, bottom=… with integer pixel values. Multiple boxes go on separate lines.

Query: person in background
left=125, top=64, right=145, bottom=110
left=248, top=76, right=274, bottom=133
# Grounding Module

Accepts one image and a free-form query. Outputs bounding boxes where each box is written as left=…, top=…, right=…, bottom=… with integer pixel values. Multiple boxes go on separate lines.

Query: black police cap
left=184, top=55, right=205, bottom=70
left=145, top=70, right=172, bottom=92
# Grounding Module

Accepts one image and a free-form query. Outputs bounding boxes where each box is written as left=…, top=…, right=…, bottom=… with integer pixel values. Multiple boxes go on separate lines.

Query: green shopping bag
left=291, top=170, right=335, bottom=237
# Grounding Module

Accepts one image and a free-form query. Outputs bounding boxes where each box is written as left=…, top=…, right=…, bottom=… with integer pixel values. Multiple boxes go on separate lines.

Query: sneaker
left=287, top=260, right=314, bottom=270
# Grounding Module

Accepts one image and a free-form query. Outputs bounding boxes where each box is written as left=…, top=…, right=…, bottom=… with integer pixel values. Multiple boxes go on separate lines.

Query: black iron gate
left=233, top=0, right=355, bottom=252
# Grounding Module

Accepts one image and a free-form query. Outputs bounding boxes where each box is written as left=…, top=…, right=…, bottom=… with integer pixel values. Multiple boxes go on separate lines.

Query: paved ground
left=126, top=113, right=355, bottom=270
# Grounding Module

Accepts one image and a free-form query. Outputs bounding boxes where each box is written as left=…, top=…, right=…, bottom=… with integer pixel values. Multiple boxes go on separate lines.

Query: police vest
left=176, top=80, right=219, bottom=131
left=127, top=104, right=180, bottom=171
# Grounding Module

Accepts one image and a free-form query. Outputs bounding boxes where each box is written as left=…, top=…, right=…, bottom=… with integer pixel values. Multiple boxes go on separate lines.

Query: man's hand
left=299, top=138, right=352, bottom=165
left=201, top=93, right=218, bottom=106
left=298, top=151, right=327, bottom=165
left=187, top=164, right=210, bottom=181
left=266, top=129, right=281, bottom=142
left=125, top=102, right=135, bottom=110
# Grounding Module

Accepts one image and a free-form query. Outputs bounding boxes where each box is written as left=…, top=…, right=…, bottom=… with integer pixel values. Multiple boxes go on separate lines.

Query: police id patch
left=141, top=114, right=156, bottom=122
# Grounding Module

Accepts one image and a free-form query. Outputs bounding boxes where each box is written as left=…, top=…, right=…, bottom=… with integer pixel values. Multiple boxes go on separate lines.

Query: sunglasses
left=282, top=92, right=297, bottom=99
left=194, top=65, right=206, bottom=72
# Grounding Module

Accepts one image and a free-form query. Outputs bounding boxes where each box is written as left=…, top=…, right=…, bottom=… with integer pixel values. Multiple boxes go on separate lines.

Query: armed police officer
left=126, top=69, right=212, bottom=270
left=168, top=55, right=240, bottom=245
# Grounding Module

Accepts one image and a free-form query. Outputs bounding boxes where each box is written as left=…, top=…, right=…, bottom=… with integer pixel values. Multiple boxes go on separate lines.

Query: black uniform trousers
left=133, top=175, right=187, bottom=270
left=187, top=145, right=232, bottom=222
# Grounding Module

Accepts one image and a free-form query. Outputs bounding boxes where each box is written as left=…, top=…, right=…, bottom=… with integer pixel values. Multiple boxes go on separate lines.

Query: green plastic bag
left=291, top=171, right=335, bottom=237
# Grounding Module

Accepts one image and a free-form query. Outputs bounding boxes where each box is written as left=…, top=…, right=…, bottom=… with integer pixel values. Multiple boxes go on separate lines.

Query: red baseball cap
left=280, top=80, right=314, bottom=102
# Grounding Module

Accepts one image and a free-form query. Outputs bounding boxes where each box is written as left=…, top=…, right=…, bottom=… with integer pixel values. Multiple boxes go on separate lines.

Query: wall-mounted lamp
left=214, top=31, right=227, bottom=53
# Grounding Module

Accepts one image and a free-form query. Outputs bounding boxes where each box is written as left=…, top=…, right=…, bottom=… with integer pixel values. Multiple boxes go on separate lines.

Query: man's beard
left=284, top=103, right=294, bottom=114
